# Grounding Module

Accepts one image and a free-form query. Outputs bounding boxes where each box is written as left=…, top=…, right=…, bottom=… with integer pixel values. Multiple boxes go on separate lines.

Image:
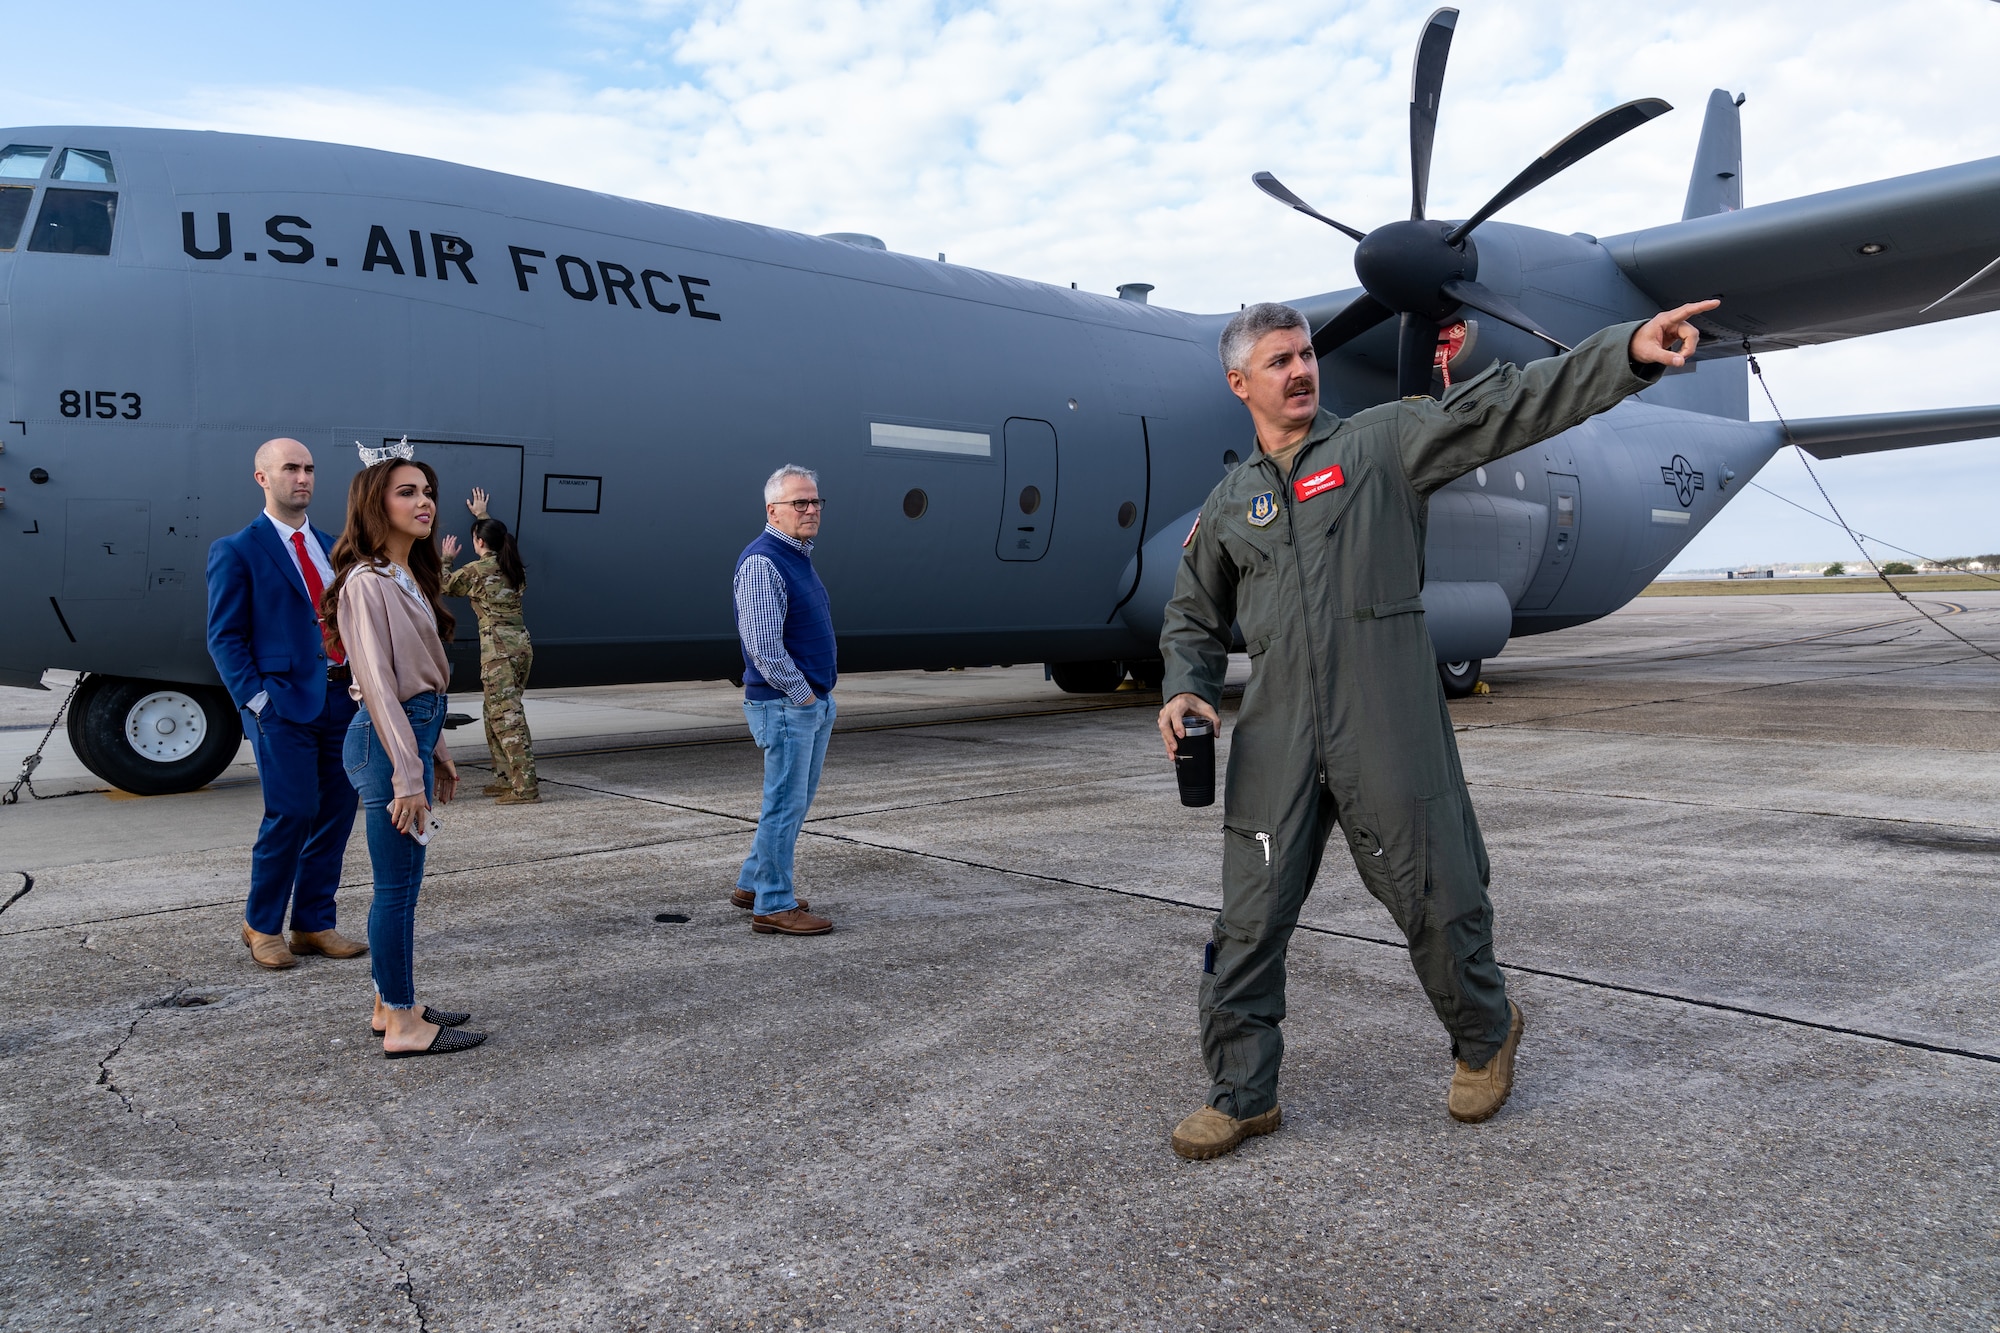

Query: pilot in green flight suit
left=1157, top=298, right=1717, bottom=1160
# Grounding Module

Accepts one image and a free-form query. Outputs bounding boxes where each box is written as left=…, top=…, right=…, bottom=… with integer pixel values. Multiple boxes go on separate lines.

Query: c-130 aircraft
left=4, top=7, right=2000, bottom=797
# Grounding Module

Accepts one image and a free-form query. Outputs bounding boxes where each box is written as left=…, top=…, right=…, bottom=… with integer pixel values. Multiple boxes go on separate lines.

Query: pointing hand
left=466, top=487, right=490, bottom=520
left=1629, top=299, right=1721, bottom=368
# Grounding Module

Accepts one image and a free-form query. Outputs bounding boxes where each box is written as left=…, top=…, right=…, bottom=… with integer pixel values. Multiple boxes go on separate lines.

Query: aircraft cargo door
left=996, top=418, right=1058, bottom=562
left=1514, top=472, right=1579, bottom=610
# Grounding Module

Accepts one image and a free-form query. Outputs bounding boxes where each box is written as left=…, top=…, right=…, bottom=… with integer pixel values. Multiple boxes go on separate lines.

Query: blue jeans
left=736, top=695, right=836, bottom=915
left=343, top=692, right=446, bottom=1009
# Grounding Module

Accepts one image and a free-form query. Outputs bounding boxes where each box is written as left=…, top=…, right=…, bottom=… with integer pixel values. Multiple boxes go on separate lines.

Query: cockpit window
left=0, top=187, right=31, bottom=249
left=0, top=145, right=51, bottom=179
left=52, top=149, right=114, bottom=184
left=27, top=188, right=117, bottom=255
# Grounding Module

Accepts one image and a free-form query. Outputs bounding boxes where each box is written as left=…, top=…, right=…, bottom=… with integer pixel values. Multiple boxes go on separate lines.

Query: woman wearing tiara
left=323, top=444, right=486, bottom=1058
left=440, top=486, right=539, bottom=804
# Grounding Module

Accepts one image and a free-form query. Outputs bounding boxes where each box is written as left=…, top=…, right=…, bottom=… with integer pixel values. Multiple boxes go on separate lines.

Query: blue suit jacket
left=206, top=516, right=338, bottom=724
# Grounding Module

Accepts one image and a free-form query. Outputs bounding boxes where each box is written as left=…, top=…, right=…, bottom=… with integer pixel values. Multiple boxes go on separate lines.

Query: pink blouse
left=339, top=564, right=452, bottom=798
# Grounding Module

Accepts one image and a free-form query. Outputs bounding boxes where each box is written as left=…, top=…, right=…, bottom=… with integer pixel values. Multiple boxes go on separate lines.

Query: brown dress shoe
left=482, top=780, right=512, bottom=796
left=1449, top=1000, right=1526, bottom=1124
left=290, top=927, right=368, bottom=959
left=730, top=889, right=808, bottom=911
left=751, top=907, right=833, bottom=935
left=1171, top=1104, right=1282, bottom=1160
left=241, top=921, right=297, bottom=970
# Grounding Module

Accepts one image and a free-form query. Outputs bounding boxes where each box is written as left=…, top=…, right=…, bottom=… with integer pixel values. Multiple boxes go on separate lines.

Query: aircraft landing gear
left=1048, top=660, right=1128, bottom=694
left=67, top=675, right=243, bottom=796
left=1438, top=659, right=1483, bottom=699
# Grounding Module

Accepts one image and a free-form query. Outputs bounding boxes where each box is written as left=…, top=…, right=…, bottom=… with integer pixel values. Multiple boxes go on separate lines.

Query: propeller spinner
left=1255, top=7, right=1669, bottom=398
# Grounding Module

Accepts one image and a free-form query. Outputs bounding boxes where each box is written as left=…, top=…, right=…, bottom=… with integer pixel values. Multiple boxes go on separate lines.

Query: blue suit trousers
left=245, top=687, right=359, bottom=935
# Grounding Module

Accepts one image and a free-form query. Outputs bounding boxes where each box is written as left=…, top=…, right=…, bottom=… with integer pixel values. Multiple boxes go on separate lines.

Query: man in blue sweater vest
left=731, top=464, right=838, bottom=936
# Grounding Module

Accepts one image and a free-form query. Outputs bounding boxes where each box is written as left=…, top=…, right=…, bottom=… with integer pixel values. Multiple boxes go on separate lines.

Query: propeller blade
left=1397, top=313, right=1442, bottom=399
left=1439, top=278, right=1571, bottom=352
left=1409, top=7, right=1459, bottom=221
left=1444, top=98, right=1672, bottom=245
left=1252, top=171, right=1368, bottom=243
left=1920, top=250, right=2000, bottom=314
left=1310, top=292, right=1396, bottom=357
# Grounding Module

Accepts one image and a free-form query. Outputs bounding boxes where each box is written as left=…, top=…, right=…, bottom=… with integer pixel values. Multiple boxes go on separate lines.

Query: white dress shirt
left=246, top=512, right=335, bottom=716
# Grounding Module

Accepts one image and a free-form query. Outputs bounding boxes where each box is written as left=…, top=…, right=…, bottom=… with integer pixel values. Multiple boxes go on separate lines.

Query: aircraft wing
left=1601, top=156, right=2000, bottom=357
left=1774, top=404, right=2000, bottom=459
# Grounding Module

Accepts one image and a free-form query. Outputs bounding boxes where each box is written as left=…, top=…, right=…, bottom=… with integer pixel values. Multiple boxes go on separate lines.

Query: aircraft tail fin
left=1682, top=89, right=1744, bottom=219
left=1779, top=404, right=2000, bottom=459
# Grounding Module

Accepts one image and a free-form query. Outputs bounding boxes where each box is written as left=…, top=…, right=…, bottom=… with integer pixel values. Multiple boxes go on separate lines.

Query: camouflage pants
left=480, top=643, right=537, bottom=795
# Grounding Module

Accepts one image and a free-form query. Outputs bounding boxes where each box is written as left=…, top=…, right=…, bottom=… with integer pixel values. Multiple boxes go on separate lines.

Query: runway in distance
left=5, top=7, right=2000, bottom=796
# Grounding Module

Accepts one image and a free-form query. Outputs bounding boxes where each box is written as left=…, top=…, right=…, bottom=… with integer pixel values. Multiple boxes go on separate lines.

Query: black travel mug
left=1174, top=717, right=1216, bottom=808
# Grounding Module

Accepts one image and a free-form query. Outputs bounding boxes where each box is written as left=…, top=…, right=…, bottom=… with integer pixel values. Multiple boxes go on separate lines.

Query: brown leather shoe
left=482, top=780, right=511, bottom=796
left=731, top=889, right=808, bottom=911
left=1449, top=1000, right=1526, bottom=1124
left=1171, top=1104, right=1282, bottom=1160
left=241, top=921, right=297, bottom=970
left=751, top=907, right=832, bottom=936
left=290, top=927, right=368, bottom=959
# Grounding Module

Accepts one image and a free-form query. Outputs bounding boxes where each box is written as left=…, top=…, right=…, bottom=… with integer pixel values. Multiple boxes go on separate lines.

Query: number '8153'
left=60, top=390, right=141, bottom=420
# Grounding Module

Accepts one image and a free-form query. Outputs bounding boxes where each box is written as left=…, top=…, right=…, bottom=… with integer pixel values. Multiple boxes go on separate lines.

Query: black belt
left=327, top=663, right=352, bottom=683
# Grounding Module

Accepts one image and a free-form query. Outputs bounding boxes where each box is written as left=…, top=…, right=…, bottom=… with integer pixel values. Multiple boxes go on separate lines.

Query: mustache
left=1285, top=377, right=1314, bottom=395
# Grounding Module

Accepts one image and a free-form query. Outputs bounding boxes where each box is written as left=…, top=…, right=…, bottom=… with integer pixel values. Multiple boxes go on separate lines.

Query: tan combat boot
left=482, top=780, right=511, bottom=797
left=240, top=921, right=297, bottom=970
left=1449, top=1000, right=1526, bottom=1124
left=291, top=928, right=368, bottom=959
left=1170, top=1104, right=1281, bottom=1160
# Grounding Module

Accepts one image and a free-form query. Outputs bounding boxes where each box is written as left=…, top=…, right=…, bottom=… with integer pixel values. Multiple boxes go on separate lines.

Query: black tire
left=1048, top=660, right=1127, bottom=694
left=1438, top=659, right=1482, bottom=699
left=68, top=675, right=243, bottom=796
left=1126, top=658, right=1166, bottom=690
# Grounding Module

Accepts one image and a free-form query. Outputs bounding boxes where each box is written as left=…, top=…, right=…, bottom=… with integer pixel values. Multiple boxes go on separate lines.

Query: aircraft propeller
left=1254, top=7, right=1670, bottom=397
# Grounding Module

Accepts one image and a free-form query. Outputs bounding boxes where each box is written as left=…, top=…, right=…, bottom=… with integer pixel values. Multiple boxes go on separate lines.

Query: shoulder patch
left=1246, top=492, right=1279, bottom=527
left=1293, top=465, right=1345, bottom=502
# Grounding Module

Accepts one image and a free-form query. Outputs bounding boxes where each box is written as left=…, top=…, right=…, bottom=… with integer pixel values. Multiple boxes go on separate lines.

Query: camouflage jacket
left=441, top=554, right=529, bottom=651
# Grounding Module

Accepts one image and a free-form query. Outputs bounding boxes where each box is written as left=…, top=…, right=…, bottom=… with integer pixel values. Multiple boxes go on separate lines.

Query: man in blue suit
left=206, top=437, right=367, bottom=969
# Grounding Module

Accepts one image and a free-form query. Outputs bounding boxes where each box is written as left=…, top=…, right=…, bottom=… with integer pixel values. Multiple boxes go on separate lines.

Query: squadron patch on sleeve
left=1246, top=492, right=1279, bottom=527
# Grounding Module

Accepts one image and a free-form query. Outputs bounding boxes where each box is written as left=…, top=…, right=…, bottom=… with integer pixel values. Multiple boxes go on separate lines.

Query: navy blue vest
left=736, top=530, right=837, bottom=701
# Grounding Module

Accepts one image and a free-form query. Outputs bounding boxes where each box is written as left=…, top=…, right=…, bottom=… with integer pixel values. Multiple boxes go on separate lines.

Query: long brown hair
left=323, top=460, right=457, bottom=649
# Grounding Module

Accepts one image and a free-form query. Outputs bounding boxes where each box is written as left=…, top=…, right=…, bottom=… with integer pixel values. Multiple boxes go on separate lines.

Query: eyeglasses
left=774, top=498, right=825, bottom=511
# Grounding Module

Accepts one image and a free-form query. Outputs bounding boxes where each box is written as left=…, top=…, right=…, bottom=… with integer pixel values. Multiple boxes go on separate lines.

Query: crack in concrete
left=333, top=1178, right=430, bottom=1331
left=0, top=870, right=32, bottom=916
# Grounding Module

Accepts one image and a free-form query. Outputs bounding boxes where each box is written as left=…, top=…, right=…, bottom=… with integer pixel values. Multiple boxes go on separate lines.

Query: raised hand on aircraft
left=440, top=535, right=460, bottom=561
left=1629, top=299, right=1722, bottom=368
left=466, top=487, right=490, bottom=520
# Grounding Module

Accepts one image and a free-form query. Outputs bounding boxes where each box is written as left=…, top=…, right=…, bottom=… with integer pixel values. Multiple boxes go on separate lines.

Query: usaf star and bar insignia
left=1246, top=492, right=1279, bottom=527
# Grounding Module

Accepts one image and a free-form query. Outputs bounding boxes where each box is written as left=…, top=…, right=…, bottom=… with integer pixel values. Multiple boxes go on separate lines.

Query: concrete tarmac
left=2, top=592, right=1996, bottom=1331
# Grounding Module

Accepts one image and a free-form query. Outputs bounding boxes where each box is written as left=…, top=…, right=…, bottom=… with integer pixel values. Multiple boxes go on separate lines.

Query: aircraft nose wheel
left=67, top=675, right=243, bottom=796
left=1438, top=659, right=1483, bottom=698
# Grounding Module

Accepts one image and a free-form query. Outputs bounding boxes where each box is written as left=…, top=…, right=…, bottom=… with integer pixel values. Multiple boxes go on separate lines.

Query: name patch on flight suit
left=1294, top=465, right=1345, bottom=502
left=1246, top=492, right=1279, bottom=527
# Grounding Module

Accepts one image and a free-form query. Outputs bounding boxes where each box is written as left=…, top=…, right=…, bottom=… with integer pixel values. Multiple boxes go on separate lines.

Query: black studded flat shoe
left=383, top=1026, right=488, bottom=1059
left=370, top=1006, right=472, bottom=1036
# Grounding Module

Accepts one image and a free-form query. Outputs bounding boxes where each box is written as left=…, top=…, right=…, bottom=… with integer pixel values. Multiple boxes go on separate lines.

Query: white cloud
left=89, top=0, right=2000, bottom=563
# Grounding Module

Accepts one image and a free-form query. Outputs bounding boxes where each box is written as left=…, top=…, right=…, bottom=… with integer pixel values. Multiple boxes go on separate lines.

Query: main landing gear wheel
left=66, top=675, right=243, bottom=796
left=1048, top=660, right=1128, bottom=694
left=1438, top=659, right=1483, bottom=699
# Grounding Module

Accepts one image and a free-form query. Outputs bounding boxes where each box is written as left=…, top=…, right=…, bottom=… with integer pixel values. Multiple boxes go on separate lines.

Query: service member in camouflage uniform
left=440, top=488, right=538, bottom=804
left=1157, top=298, right=1718, bottom=1160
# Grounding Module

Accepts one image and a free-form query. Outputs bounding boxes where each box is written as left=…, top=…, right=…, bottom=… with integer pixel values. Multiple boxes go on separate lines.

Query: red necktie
left=292, top=531, right=345, bottom=666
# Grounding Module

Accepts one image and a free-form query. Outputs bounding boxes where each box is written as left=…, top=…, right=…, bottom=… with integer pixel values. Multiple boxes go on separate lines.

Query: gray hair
left=1219, top=303, right=1310, bottom=374
left=763, top=464, right=819, bottom=504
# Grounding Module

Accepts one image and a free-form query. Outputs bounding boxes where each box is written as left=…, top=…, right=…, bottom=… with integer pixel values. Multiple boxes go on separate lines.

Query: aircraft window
left=1222, top=449, right=1240, bottom=468
left=902, top=488, right=928, bottom=519
left=0, top=187, right=32, bottom=249
left=52, top=149, right=115, bottom=184
left=0, top=145, right=51, bottom=178
left=870, top=422, right=990, bottom=457
left=1117, top=501, right=1138, bottom=529
left=27, top=189, right=117, bottom=255
left=1018, top=485, right=1042, bottom=515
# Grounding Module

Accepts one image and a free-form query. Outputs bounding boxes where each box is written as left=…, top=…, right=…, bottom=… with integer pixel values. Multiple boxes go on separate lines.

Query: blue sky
left=8, top=0, right=2000, bottom=568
